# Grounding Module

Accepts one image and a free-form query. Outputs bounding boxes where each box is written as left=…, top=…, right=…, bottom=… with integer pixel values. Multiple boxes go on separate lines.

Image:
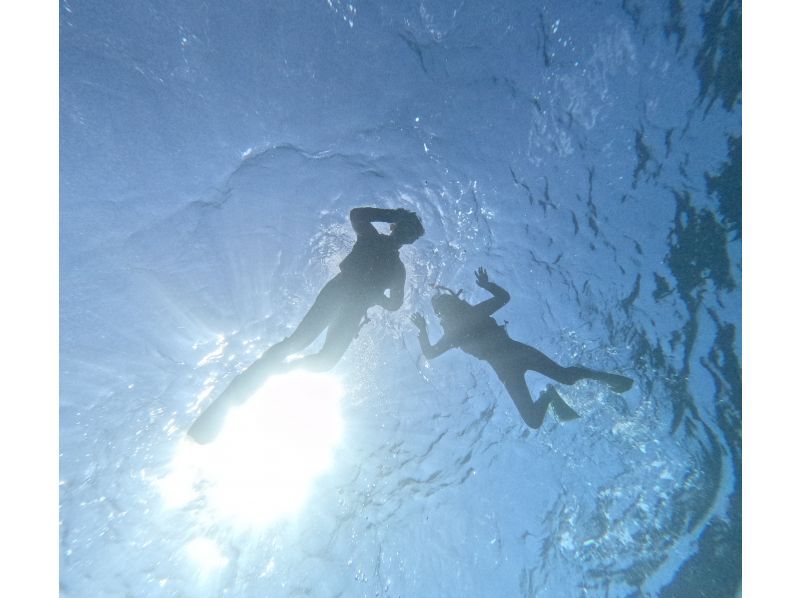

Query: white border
left=0, top=3, right=58, bottom=596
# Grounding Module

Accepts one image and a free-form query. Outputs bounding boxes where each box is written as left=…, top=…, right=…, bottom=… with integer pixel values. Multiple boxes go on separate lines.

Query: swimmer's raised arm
left=472, top=267, right=510, bottom=317
left=350, top=207, right=405, bottom=236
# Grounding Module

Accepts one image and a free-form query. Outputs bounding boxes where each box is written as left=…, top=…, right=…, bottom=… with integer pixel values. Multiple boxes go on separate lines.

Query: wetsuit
left=261, top=207, right=406, bottom=371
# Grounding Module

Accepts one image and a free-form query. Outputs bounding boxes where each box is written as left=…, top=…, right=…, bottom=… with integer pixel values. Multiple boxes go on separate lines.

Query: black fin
left=543, top=385, right=581, bottom=422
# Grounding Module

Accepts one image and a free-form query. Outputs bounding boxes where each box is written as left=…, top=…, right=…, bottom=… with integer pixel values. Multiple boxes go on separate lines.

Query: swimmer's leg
left=289, top=305, right=364, bottom=373
left=514, top=343, right=634, bottom=393
left=495, top=368, right=554, bottom=429
left=188, top=279, right=340, bottom=444
left=255, top=278, right=343, bottom=368
left=214, top=288, right=336, bottom=406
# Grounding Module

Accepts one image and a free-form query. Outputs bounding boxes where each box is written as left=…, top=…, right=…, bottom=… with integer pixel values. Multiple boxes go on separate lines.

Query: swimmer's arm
left=421, top=334, right=458, bottom=360
left=472, top=267, right=510, bottom=317
left=350, top=207, right=403, bottom=236
left=379, top=262, right=406, bottom=312
left=410, top=313, right=456, bottom=359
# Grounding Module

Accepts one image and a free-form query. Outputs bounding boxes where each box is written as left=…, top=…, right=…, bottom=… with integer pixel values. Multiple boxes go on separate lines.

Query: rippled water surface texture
left=60, top=1, right=741, bottom=596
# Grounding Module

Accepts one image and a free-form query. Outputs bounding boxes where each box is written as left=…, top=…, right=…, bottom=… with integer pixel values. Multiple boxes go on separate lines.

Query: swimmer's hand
left=475, top=267, right=490, bottom=288
left=410, top=313, right=427, bottom=333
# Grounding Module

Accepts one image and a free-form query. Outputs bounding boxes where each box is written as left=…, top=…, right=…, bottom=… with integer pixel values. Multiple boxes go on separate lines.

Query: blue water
left=60, top=1, right=741, bottom=596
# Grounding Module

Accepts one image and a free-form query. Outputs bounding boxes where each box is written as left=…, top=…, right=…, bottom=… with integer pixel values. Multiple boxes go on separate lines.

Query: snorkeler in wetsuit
left=410, top=268, right=634, bottom=429
left=189, top=207, right=425, bottom=443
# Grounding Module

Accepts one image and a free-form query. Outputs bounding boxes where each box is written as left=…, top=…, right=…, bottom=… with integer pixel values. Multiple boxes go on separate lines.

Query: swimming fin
left=603, top=373, right=634, bottom=394
left=542, top=385, right=580, bottom=422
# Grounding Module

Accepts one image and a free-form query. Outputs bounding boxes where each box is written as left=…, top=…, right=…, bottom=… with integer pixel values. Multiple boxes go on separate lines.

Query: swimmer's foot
left=603, top=373, right=634, bottom=394
left=542, top=385, right=580, bottom=422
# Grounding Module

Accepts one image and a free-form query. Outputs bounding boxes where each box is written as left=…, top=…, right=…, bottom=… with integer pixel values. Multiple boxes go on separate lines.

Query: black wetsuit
left=260, top=208, right=407, bottom=371
left=339, top=230, right=405, bottom=304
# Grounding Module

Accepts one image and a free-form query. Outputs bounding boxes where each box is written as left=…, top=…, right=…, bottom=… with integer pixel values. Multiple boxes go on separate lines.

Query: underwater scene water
left=60, top=0, right=741, bottom=596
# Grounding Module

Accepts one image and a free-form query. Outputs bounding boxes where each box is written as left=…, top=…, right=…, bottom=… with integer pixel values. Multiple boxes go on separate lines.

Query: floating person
left=410, top=267, right=634, bottom=429
left=189, top=206, right=425, bottom=443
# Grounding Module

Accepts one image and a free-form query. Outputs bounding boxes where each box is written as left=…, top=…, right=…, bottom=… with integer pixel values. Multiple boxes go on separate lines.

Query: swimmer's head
left=390, top=210, right=425, bottom=245
left=431, top=293, right=466, bottom=320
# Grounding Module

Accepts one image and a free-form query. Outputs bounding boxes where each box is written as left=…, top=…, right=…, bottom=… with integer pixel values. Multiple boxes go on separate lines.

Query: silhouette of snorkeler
left=410, top=268, right=634, bottom=430
left=189, top=207, right=425, bottom=443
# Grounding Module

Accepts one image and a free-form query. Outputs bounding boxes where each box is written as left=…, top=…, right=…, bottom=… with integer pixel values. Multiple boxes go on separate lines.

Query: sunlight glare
left=158, top=371, right=344, bottom=527
left=185, top=537, right=228, bottom=571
